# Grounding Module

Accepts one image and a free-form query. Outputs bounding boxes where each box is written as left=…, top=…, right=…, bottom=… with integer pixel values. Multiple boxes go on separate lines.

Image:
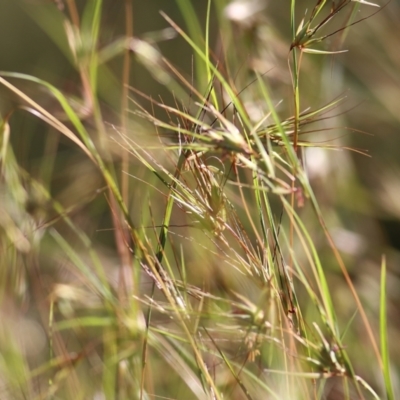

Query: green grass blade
left=380, top=255, right=395, bottom=400
left=0, top=73, right=95, bottom=160
left=175, top=0, right=206, bottom=90
left=160, top=11, right=251, bottom=129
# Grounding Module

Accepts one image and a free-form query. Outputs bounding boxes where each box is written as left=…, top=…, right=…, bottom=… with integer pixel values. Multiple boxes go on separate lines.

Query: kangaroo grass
left=0, top=1, right=394, bottom=399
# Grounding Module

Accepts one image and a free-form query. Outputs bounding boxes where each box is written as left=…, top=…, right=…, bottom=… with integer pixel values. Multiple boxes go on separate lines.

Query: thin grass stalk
left=65, top=0, right=80, bottom=27
left=205, top=0, right=219, bottom=109
left=289, top=0, right=302, bottom=300
left=121, top=0, right=133, bottom=206
left=115, top=0, right=134, bottom=300
left=175, top=0, right=206, bottom=91
left=380, top=255, right=394, bottom=400
left=141, top=149, right=187, bottom=397
left=160, top=12, right=251, bottom=130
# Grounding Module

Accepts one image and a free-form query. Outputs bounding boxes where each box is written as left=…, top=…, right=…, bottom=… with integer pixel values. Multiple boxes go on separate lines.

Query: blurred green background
left=1, top=0, right=399, bottom=398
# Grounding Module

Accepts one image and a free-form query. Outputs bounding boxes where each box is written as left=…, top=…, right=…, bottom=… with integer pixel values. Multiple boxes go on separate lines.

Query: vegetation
left=0, top=0, right=398, bottom=399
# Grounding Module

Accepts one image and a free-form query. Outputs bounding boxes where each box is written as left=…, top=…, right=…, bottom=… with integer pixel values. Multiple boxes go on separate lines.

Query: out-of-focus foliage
left=0, top=0, right=399, bottom=399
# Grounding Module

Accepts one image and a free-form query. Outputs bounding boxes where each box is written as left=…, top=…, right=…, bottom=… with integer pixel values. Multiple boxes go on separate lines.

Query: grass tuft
left=0, top=1, right=398, bottom=399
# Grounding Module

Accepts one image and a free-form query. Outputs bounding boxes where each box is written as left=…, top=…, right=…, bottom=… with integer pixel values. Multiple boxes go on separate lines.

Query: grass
left=0, top=0, right=398, bottom=399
